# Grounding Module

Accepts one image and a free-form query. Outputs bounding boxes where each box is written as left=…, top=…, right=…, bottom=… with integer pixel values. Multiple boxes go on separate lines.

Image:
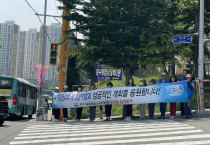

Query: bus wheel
left=0, top=117, right=4, bottom=125
left=28, top=115, right=32, bottom=119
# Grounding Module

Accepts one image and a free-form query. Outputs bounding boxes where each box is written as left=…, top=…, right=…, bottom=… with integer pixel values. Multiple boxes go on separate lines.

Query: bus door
left=19, top=83, right=26, bottom=105
left=0, top=78, right=13, bottom=108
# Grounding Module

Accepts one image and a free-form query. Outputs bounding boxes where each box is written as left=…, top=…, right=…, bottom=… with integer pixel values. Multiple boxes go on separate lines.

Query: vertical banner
left=34, top=64, right=50, bottom=89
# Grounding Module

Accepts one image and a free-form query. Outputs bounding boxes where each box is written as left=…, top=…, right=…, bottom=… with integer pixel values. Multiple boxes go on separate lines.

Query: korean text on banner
left=52, top=81, right=188, bottom=108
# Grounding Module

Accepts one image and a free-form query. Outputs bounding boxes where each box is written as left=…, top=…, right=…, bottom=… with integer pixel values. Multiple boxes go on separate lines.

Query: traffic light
left=50, top=43, right=58, bottom=65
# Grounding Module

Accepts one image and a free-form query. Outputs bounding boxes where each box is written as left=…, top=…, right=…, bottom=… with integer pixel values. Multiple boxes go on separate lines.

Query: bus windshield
left=0, top=78, right=14, bottom=89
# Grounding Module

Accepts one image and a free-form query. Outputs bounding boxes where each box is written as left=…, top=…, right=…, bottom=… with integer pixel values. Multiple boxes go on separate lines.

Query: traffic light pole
left=58, top=2, right=69, bottom=120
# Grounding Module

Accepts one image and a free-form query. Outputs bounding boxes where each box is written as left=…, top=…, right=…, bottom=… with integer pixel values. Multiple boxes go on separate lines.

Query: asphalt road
left=1, top=115, right=210, bottom=145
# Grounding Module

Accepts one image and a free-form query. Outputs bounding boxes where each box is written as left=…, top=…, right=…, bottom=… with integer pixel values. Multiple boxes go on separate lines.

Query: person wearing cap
left=62, top=85, right=69, bottom=122
left=179, top=69, right=189, bottom=116
left=148, top=79, right=156, bottom=119
left=169, top=75, right=178, bottom=119
left=183, top=74, right=194, bottom=119
left=158, top=73, right=169, bottom=119
left=76, top=85, right=83, bottom=121
left=105, top=82, right=113, bottom=121
left=125, top=77, right=136, bottom=120
left=139, top=79, right=147, bottom=120
left=52, top=87, right=60, bottom=122
left=55, top=87, right=59, bottom=92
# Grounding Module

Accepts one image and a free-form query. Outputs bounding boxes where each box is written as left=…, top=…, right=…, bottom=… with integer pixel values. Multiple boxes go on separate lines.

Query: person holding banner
left=76, top=86, right=83, bottom=121
left=89, top=84, right=96, bottom=122
left=148, top=79, right=156, bottom=119
left=179, top=69, right=189, bottom=116
left=183, top=74, right=194, bottom=119
left=139, top=79, right=146, bottom=120
left=125, top=77, right=136, bottom=120
left=105, top=82, right=113, bottom=121
left=52, top=87, right=60, bottom=122
left=169, top=75, right=178, bottom=119
left=158, top=73, right=169, bottom=119
left=63, top=85, right=69, bottom=122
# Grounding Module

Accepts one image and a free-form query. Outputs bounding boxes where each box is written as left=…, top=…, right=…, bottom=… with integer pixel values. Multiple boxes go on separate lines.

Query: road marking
left=145, top=140, right=210, bottom=145
left=15, top=127, right=200, bottom=140
left=18, top=126, right=195, bottom=136
left=10, top=134, right=210, bottom=145
left=23, top=123, right=190, bottom=131
left=27, top=121, right=183, bottom=128
left=21, top=124, right=191, bottom=133
left=9, top=120, right=210, bottom=145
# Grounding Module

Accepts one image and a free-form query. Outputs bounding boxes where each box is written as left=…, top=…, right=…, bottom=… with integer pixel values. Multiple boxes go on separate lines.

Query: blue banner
left=52, top=81, right=188, bottom=108
left=94, top=65, right=122, bottom=80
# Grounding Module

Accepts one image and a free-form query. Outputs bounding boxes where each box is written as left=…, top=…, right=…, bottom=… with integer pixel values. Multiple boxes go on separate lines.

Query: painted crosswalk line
left=9, top=120, right=210, bottom=145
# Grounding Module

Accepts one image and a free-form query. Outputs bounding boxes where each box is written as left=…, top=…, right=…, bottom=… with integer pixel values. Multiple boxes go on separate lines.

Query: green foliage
left=59, top=0, right=209, bottom=81
left=66, top=57, right=80, bottom=91
left=58, top=0, right=207, bottom=118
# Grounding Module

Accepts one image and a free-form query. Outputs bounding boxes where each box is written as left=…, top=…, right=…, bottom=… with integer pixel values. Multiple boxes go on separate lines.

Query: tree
left=61, top=0, right=183, bottom=79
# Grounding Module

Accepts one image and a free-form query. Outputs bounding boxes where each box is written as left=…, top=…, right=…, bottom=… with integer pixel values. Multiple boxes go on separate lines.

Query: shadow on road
left=5, top=116, right=34, bottom=122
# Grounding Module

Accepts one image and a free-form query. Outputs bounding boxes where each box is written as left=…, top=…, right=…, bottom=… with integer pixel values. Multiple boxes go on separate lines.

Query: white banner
left=52, top=81, right=188, bottom=108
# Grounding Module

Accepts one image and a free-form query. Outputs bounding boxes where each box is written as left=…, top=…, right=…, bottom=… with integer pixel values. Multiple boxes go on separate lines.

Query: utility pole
left=197, top=0, right=205, bottom=113
left=58, top=1, right=69, bottom=120
left=37, top=0, right=47, bottom=121
left=198, top=0, right=205, bottom=80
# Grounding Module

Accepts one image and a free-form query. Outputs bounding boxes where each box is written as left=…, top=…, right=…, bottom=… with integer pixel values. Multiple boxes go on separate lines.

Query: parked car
left=0, top=96, right=9, bottom=125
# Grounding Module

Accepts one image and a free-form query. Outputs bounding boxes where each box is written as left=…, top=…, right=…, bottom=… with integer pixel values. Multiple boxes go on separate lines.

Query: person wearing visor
left=158, top=73, right=169, bottom=119
left=63, top=85, right=69, bottom=122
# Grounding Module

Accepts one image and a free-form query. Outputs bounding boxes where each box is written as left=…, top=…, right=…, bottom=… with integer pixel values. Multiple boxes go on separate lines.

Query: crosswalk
left=9, top=119, right=210, bottom=145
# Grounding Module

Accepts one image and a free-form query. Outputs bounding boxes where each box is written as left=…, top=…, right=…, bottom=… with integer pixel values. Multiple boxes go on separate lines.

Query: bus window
left=17, top=83, right=21, bottom=96
left=22, top=84, right=26, bottom=98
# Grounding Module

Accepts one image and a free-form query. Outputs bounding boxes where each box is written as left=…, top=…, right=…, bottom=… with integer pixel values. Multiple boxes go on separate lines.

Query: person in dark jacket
left=89, top=84, right=96, bottom=122
left=148, top=79, right=156, bottom=119
left=179, top=69, right=189, bottom=116
left=105, top=82, right=113, bottom=121
left=158, top=73, right=169, bottom=119
left=76, top=85, right=83, bottom=121
left=183, top=74, right=194, bottom=119
left=125, top=77, right=136, bottom=120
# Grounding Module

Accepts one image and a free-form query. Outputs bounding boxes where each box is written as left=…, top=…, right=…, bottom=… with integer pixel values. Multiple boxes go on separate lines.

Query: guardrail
left=195, top=79, right=210, bottom=110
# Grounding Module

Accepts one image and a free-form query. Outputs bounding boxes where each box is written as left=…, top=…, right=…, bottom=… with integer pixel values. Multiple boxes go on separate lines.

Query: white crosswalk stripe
left=9, top=120, right=210, bottom=145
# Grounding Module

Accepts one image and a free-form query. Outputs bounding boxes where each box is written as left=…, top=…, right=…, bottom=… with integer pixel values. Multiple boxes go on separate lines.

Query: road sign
left=172, top=35, right=193, bottom=44
left=95, top=65, right=122, bottom=80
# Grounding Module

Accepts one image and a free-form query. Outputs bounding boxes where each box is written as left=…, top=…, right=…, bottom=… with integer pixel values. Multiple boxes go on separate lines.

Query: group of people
left=51, top=69, right=194, bottom=122
left=123, top=69, right=194, bottom=121
left=52, top=86, right=69, bottom=122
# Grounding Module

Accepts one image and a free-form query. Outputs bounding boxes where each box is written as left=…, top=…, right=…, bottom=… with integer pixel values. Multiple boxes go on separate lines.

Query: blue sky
left=0, top=0, right=62, bottom=31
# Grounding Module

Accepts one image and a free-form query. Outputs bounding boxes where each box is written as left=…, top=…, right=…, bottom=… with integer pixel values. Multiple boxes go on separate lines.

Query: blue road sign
left=172, top=35, right=193, bottom=44
left=95, top=65, right=122, bottom=80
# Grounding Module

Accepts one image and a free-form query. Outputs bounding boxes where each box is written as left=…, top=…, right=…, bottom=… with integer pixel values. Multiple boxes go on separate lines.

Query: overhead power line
left=25, top=0, right=52, bottom=43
